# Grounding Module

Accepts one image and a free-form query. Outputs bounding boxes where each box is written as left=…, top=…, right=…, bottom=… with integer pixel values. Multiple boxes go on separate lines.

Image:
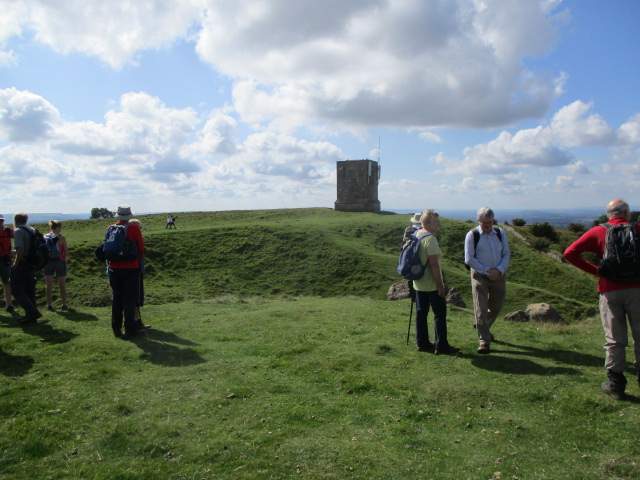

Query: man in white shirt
left=464, top=207, right=511, bottom=354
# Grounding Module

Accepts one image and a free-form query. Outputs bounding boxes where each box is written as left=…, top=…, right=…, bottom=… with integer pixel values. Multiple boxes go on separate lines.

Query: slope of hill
left=53, top=208, right=596, bottom=320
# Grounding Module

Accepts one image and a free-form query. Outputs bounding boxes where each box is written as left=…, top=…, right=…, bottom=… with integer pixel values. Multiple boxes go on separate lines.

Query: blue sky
left=0, top=0, right=639, bottom=214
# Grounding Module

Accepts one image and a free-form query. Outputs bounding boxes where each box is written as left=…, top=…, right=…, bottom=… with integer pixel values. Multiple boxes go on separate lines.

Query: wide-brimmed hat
left=116, top=206, right=133, bottom=220
left=409, top=212, right=422, bottom=224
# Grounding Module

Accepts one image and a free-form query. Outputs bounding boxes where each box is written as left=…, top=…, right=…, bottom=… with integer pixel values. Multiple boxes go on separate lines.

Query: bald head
left=606, top=198, right=630, bottom=220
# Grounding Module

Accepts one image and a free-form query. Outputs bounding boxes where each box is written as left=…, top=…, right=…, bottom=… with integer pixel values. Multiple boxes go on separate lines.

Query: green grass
left=45, top=208, right=596, bottom=319
left=1, top=297, right=639, bottom=479
left=1, top=208, right=622, bottom=479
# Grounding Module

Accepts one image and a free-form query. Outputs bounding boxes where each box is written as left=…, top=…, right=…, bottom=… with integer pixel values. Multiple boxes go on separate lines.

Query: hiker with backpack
left=128, top=218, right=150, bottom=330
left=564, top=199, right=640, bottom=400
left=43, top=220, right=69, bottom=311
left=102, top=206, right=145, bottom=339
left=399, top=209, right=459, bottom=355
left=0, top=215, right=16, bottom=314
left=10, top=213, right=43, bottom=324
left=464, top=207, right=510, bottom=354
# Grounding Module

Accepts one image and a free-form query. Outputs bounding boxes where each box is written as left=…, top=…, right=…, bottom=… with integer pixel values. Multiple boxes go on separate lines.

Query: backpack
left=598, top=223, right=640, bottom=282
left=18, top=226, right=49, bottom=270
left=44, top=233, right=60, bottom=260
left=464, top=227, right=503, bottom=270
left=397, top=232, right=431, bottom=280
left=97, top=224, right=138, bottom=262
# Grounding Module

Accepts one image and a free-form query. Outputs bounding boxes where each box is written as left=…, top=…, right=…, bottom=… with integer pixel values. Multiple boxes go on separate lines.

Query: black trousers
left=415, top=290, right=448, bottom=349
left=10, top=263, right=40, bottom=318
left=109, top=269, right=140, bottom=334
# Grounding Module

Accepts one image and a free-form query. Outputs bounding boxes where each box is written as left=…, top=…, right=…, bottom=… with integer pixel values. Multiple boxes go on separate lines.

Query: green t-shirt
left=412, top=230, right=442, bottom=292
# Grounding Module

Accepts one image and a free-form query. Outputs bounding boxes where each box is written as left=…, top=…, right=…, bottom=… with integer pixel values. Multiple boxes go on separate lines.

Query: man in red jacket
left=564, top=199, right=640, bottom=399
left=108, top=206, right=144, bottom=339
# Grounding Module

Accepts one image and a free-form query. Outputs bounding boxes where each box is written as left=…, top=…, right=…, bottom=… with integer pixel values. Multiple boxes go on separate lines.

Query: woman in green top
left=413, top=210, right=458, bottom=355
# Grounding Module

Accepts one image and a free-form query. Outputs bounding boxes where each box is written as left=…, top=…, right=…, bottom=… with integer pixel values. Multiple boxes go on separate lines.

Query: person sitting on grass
left=413, top=209, right=459, bottom=355
left=0, top=215, right=16, bottom=313
left=43, top=220, right=69, bottom=311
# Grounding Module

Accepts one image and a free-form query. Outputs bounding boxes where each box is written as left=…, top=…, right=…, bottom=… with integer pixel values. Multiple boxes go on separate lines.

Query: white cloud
left=566, top=160, right=590, bottom=175
left=0, top=87, right=61, bottom=142
left=412, top=129, right=443, bottom=144
left=0, top=88, right=345, bottom=211
left=195, top=0, right=566, bottom=129
left=2, top=0, right=204, bottom=68
left=435, top=100, right=618, bottom=176
left=617, top=114, right=640, bottom=145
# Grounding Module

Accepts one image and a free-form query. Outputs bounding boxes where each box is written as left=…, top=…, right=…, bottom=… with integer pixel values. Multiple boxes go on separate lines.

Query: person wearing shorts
left=43, top=220, right=68, bottom=311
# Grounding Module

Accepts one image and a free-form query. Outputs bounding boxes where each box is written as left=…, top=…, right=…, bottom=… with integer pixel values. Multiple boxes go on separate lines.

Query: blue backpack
left=98, top=224, right=138, bottom=262
left=44, top=233, right=60, bottom=260
left=397, top=232, right=430, bottom=280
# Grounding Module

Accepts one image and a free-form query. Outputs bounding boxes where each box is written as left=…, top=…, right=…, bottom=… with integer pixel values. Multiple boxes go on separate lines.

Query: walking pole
left=406, top=295, right=414, bottom=345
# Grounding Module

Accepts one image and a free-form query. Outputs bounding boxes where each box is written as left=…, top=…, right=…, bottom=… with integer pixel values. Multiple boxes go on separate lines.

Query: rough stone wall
left=334, top=159, right=381, bottom=212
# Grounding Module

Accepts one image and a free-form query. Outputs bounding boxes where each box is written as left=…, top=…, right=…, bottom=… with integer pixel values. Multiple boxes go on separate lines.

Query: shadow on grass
left=1, top=315, right=77, bottom=344
left=144, top=328, right=197, bottom=346
left=471, top=354, right=579, bottom=375
left=494, top=340, right=603, bottom=368
left=0, top=348, right=34, bottom=377
left=20, top=321, right=78, bottom=344
left=128, top=329, right=205, bottom=367
left=57, top=309, right=99, bottom=322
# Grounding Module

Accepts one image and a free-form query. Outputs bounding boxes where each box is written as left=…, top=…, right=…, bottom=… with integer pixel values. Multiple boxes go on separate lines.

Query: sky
left=0, top=0, right=639, bottom=214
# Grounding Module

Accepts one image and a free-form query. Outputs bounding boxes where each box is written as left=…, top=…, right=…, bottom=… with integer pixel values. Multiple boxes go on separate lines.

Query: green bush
left=567, top=223, right=586, bottom=234
left=529, top=222, right=558, bottom=242
left=531, top=237, right=551, bottom=252
left=512, top=218, right=526, bottom=227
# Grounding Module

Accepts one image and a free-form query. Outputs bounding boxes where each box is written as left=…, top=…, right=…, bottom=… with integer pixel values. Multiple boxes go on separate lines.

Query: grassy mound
left=53, top=208, right=596, bottom=320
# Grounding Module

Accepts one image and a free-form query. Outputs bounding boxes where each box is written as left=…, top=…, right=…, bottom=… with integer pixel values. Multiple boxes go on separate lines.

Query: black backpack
left=598, top=223, right=640, bottom=282
left=464, top=227, right=503, bottom=270
left=18, top=226, right=49, bottom=270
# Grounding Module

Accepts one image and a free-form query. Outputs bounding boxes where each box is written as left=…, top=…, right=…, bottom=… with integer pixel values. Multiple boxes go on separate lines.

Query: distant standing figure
left=402, top=212, right=422, bottom=245
left=413, top=209, right=458, bottom=355
left=564, top=199, right=640, bottom=400
left=11, top=213, right=42, bottom=324
left=166, top=214, right=176, bottom=229
left=0, top=215, right=15, bottom=313
left=43, top=220, right=69, bottom=311
left=107, top=206, right=145, bottom=338
left=464, top=207, right=510, bottom=354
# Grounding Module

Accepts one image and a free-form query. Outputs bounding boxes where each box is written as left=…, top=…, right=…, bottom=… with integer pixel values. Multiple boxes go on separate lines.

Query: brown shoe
left=477, top=343, right=490, bottom=354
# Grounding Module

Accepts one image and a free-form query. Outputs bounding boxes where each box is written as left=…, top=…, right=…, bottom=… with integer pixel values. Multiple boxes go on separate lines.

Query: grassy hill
left=51, top=208, right=596, bottom=319
left=4, top=208, right=636, bottom=480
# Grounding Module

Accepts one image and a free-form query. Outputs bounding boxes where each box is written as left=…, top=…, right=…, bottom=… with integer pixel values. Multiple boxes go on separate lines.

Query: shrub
left=592, top=214, right=608, bottom=226
left=531, top=238, right=551, bottom=252
left=529, top=222, right=558, bottom=242
left=512, top=218, right=526, bottom=227
left=567, top=223, right=586, bottom=234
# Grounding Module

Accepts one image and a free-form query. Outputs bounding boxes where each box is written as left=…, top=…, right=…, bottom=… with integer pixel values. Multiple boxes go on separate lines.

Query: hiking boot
left=20, top=311, right=42, bottom=325
left=417, top=342, right=435, bottom=353
left=435, top=345, right=460, bottom=355
left=601, top=370, right=626, bottom=400
left=61, top=304, right=69, bottom=312
left=47, top=304, right=54, bottom=312
left=477, top=342, right=490, bottom=354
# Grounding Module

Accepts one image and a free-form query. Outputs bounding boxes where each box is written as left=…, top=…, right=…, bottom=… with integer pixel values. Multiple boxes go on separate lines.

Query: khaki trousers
left=599, top=288, right=640, bottom=373
left=471, top=271, right=506, bottom=344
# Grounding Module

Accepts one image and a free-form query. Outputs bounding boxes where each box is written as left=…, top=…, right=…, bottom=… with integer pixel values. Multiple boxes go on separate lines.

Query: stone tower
left=334, top=159, right=381, bottom=212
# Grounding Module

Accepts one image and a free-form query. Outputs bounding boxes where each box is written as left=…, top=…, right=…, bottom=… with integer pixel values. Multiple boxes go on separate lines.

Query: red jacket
left=0, top=227, right=13, bottom=257
left=107, top=221, right=144, bottom=270
left=563, top=217, right=640, bottom=293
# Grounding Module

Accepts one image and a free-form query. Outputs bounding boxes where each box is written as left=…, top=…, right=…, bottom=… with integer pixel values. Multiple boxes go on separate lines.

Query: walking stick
left=406, top=295, right=414, bottom=345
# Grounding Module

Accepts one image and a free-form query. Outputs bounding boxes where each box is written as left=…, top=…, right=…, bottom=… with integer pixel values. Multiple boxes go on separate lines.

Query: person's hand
left=487, top=269, right=500, bottom=281
left=437, top=285, right=446, bottom=298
